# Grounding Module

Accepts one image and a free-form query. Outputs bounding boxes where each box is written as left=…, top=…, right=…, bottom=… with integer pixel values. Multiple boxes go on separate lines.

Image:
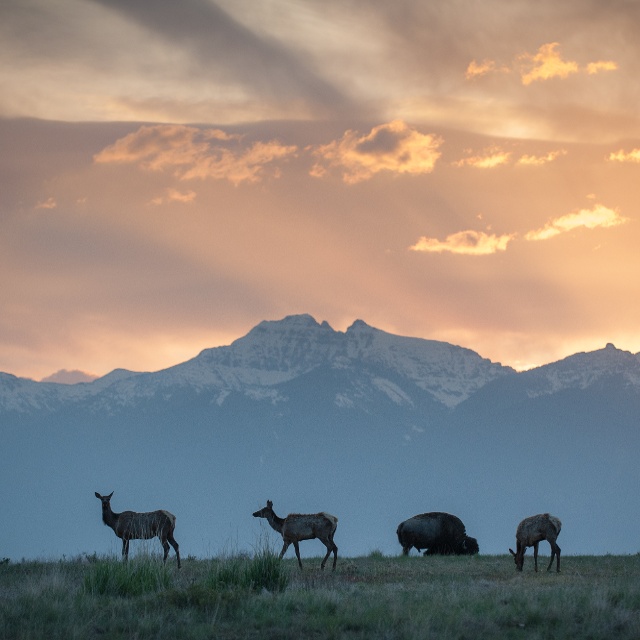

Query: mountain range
left=2, top=314, right=639, bottom=561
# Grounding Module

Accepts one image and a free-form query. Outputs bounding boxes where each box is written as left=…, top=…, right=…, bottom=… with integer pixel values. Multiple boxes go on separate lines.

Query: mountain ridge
left=2, top=315, right=638, bottom=414
left=3, top=314, right=640, bottom=560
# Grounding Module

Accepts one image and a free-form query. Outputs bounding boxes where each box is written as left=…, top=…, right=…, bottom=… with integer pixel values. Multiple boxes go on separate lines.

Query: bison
left=397, top=512, right=479, bottom=556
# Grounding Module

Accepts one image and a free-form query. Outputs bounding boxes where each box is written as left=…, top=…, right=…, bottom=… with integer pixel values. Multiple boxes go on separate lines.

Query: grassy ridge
left=1, top=553, right=640, bottom=639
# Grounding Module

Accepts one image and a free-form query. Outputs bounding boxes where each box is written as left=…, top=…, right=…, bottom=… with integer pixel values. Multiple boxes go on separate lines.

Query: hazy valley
left=2, top=314, right=639, bottom=561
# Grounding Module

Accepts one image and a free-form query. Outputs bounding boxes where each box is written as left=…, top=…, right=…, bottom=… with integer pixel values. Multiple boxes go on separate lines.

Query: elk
left=509, top=513, right=561, bottom=572
left=95, top=491, right=181, bottom=568
left=252, top=500, right=338, bottom=570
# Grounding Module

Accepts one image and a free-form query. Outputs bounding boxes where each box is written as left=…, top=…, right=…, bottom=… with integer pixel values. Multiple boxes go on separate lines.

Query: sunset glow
left=1, top=0, right=640, bottom=380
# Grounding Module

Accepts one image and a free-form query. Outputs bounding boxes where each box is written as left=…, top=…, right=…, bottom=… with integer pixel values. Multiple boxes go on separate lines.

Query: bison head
left=462, top=536, right=479, bottom=555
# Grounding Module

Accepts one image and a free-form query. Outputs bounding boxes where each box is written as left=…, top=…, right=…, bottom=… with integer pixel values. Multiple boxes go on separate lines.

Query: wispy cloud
left=586, top=60, right=618, bottom=75
left=465, top=59, right=509, bottom=80
left=525, top=204, right=627, bottom=241
left=453, top=146, right=511, bottom=169
left=411, top=203, right=626, bottom=256
left=517, top=150, right=567, bottom=166
left=149, top=188, right=197, bottom=206
left=311, top=120, right=442, bottom=184
left=608, top=148, right=640, bottom=163
left=409, top=230, right=514, bottom=255
left=35, top=197, right=57, bottom=210
left=466, top=42, right=618, bottom=86
left=94, top=125, right=297, bottom=185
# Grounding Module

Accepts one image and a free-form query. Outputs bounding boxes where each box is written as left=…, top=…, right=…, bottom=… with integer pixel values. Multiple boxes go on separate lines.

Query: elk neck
left=264, top=509, right=285, bottom=534
left=101, top=503, right=119, bottom=530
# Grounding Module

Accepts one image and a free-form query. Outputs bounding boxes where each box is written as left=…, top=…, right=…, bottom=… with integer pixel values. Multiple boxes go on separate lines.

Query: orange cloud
left=167, top=188, right=196, bottom=203
left=311, top=120, right=443, bottom=184
left=180, top=140, right=296, bottom=184
left=518, top=43, right=579, bottom=85
left=35, top=197, right=57, bottom=210
left=149, top=188, right=197, bottom=206
left=608, top=148, right=640, bottom=163
left=467, top=43, right=617, bottom=85
left=453, top=146, right=511, bottom=168
left=586, top=60, right=618, bottom=74
left=525, top=203, right=627, bottom=241
left=465, top=59, right=508, bottom=80
left=94, top=125, right=297, bottom=185
left=411, top=203, right=625, bottom=256
left=409, top=230, right=514, bottom=255
left=517, top=150, right=567, bottom=166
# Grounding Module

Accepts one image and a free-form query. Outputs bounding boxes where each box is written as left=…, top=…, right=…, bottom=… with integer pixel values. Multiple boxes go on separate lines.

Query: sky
left=2, top=0, right=640, bottom=381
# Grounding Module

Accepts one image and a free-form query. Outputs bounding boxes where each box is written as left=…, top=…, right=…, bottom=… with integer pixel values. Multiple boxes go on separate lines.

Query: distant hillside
left=2, top=315, right=639, bottom=561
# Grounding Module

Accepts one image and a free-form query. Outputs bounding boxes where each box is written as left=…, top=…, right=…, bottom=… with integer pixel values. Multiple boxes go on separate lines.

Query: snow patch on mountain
left=372, top=377, right=414, bottom=406
left=524, top=343, right=640, bottom=397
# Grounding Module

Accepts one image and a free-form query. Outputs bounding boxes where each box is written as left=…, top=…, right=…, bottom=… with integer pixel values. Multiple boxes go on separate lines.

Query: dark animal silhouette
left=396, top=512, right=479, bottom=556
left=252, top=500, right=338, bottom=570
left=509, top=513, right=561, bottom=572
left=95, top=491, right=180, bottom=568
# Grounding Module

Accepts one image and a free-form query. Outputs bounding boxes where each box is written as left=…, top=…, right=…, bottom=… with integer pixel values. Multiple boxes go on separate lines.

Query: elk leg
left=161, top=537, right=170, bottom=564
left=122, top=538, right=130, bottom=562
left=320, top=542, right=332, bottom=570
left=293, top=541, right=303, bottom=570
left=533, top=542, right=539, bottom=571
left=331, top=540, right=338, bottom=570
left=279, top=541, right=290, bottom=560
left=547, top=541, right=560, bottom=572
left=168, top=533, right=181, bottom=569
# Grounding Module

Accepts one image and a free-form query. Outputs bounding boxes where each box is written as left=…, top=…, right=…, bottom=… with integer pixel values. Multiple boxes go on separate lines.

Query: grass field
left=1, top=551, right=640, bottom=639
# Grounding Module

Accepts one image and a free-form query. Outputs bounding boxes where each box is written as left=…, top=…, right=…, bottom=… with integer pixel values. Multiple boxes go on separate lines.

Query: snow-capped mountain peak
left=523, top=343, right=640, bottom=397
left=3, top=315, right=636, bottom=414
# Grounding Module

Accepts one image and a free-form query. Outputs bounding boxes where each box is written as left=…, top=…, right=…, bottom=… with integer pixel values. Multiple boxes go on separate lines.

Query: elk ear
left=267, top=500, right=273, bottom=508
left=509, top=548, right=516, bottom=557
left=95, top=492, right=101, bottom=499
left=107, top=491, right=114, bottom=499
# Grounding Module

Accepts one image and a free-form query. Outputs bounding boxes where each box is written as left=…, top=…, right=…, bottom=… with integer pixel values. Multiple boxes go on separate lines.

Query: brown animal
left=252, top=500, right=338, bottom=570
left=95, top=491, right=181, bottom=568
left=509, top=513, right=561, bottom=572
left=396, top=512, right=479, bottom=556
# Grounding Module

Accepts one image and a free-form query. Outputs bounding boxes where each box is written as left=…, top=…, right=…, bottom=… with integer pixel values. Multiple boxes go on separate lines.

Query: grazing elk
left=252, top=500, right=338, bottom=570
left=95, top=491, right=181, bottom=568
left=509, top=513, right=561, bottom=572
left=396, top=512, right=479, bottom=556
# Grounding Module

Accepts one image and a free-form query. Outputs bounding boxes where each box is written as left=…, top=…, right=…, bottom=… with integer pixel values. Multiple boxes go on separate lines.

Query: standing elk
left=396, top=512, right=479, bottom=556
left=509, top=513, right=561, bottom=572
left=252, top=500, right=338, bottom=570
left=95, top=491, right=181, bottom=568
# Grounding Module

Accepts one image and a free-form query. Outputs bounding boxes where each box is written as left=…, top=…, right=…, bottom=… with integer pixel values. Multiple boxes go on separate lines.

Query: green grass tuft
left=83, top=557, right=172, bottom=596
